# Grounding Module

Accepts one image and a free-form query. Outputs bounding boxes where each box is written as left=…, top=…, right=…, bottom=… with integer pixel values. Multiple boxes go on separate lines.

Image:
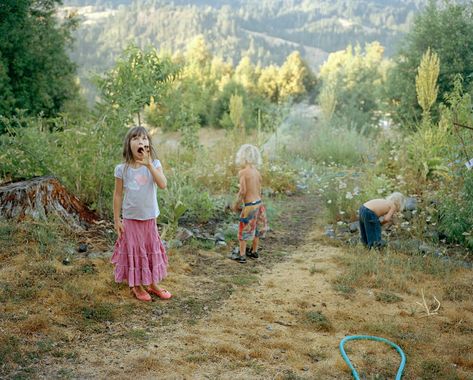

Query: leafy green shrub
left=0, top=115, right=124, bottom=217
left=158, top=168, right=217, bottom=226
left=305, top=311, right=333, bottom=331
left=437, top=171, right=473, bottom=249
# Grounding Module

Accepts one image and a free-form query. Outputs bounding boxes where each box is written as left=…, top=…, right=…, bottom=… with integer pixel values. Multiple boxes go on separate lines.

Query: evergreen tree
left=0, top=0, right=79, bottom=122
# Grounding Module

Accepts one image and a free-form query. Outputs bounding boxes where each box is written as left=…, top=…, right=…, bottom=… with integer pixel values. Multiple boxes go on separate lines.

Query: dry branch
left=416, top=288, right=441, bottom=317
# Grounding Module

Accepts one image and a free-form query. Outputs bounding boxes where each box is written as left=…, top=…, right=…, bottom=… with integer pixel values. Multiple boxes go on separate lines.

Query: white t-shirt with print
left=114, top=160, right=162, bottom=220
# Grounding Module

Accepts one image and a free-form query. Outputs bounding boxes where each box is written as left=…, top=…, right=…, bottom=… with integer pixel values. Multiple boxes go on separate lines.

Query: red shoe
left=147, top=287, right=172, bottom=299
left=131, top=287, right=152, bottom=302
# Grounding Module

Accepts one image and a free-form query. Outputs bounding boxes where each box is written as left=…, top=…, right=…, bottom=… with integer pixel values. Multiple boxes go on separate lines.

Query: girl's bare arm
left=113, top=177, right=124, bottom=237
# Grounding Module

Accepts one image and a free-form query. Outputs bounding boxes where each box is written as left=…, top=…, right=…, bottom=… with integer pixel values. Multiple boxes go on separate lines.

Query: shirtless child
left=359, top=192, right=405, bottom=249
left=231, top=144, right=268, bottom=263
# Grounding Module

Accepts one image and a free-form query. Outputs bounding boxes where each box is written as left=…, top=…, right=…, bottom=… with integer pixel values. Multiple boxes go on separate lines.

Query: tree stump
left=0, top=176, right=99, bottom=228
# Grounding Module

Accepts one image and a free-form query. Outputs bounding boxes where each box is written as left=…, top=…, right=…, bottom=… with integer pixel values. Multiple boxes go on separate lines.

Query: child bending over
left=232, top=144, right=268, bottom=263
left=359, top=192, right=405, bottom=249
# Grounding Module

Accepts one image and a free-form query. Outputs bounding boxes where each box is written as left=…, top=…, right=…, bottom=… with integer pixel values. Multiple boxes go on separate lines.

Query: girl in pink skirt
left=111, top=126, right=172, bottom=302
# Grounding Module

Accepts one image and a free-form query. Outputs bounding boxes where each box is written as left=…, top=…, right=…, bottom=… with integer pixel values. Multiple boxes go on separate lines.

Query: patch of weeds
left=185, top=353, right=209, bottom=363
left=36, top=339, right=55, bottom=354
left=307, top=349, right=327, bottom=363
left=281, top=369, right=304, bottom=380
left=272, top=250, right=288, bottom=259
left=0, top=335, right=23, bottom=366
left=26, top=222, right=59, bottom=257
left=309, top=265, right=324, bottom=275
left=56, top=368, right=74, bottom=379
left=0, top=223, right=16, bottom=253
left=78, top=263, right=97, bottom=275
left=375, top=291, right=403, bottom=303
left=177, top=297, right=206, bottom=320
left=16, top=286, right=38, bottom=301
left=189, top=238, right=215, bottom=250
left=305, top=311, right=333, bottom=332
left=127, top=328, right=148, bottom=342
left=34, top=262, right=57, bottom=277
left=332, top=282, right=356, bottom=295
left=51, top=350, right=78, bottom=360
left=232, top=274, right=259, bottom=286
left=443, top=283, right=473, bottom=302
left=0, top=282, right=12, bottom=302
left=421, top=359, right=460, bottom=380
left=81, top=302, right=115, bottom=322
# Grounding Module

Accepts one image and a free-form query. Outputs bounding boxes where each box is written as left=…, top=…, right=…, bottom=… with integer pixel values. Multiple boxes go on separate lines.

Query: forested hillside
left=63, top=0, right=427, bottom=88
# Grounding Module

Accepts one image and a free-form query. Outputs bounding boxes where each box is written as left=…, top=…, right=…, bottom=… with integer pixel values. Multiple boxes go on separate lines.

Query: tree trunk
left=0, top=176, right=99, bottom=228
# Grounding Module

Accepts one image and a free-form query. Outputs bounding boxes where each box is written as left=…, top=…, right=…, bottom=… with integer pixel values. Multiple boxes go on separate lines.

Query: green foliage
left=318, top=42, right=388, bottom=133
left=158, top=168, right=217, bottom=225
left=415, top=48, right=439, bottom=125
left=0, top=114, right=124, bottom=216
left=278, top=51, right=316, bottom=101
left=406, top=121, right=451, bottom=181
left=275, top=114, right=371, bottom=167
left=305, top=311, right=333, bottom=332
left=318, top=171, right=362, bottom=222
left=386, top=0, right=473, bottom=127
left=438, top=172, right=473, bottom=249
left=69, top=0, right=422, bottom=103
left=0, top=0, right=79, bottom=125
left=81, top=302, right=115, bottom=322
left=96, top=45, right=180, bottom=124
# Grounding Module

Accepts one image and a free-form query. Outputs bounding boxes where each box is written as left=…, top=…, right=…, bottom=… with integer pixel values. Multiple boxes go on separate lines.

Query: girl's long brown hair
left=122, top=126, right=158, bottom=164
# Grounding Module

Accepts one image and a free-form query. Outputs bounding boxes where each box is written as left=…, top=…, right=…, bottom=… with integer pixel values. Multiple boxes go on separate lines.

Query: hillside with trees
left=62, top=0, right=427, bottom=96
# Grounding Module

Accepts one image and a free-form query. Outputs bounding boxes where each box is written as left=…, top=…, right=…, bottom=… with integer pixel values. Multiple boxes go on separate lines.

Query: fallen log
left=0, top=176, right=99, bottom=228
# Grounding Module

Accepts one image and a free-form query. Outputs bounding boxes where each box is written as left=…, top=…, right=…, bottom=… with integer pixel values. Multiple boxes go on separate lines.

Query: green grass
left=81, top=302, right=115, bottom=322
left=375, top=291, right=403, bottom=303
left=232, top=274, right=259, bottom=286
left=305, top=311, right=333, bottom=332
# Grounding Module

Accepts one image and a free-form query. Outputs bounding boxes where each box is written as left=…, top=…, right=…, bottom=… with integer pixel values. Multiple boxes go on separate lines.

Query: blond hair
left=235, top=144, right=262, bottom=167
left=386, top=192, right=406, bottom=212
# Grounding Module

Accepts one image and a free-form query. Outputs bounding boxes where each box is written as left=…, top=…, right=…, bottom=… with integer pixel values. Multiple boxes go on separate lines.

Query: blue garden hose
left=339, top=335, right=406, bottom=380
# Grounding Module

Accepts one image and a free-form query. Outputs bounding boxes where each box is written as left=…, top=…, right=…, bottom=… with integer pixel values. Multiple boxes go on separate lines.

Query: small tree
left=415, top=48, right=439, bottom=126
left=97, top=45, right=179, bottom=125
left=318, top=84, right=337, bottom=122
left=229, top=93, right=245, bottom=144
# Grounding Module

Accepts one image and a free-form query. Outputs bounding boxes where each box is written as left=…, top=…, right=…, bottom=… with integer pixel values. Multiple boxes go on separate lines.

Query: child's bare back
left=363, top=198, right=395, bottom=218
left=238, top=166, right=262, bottom=203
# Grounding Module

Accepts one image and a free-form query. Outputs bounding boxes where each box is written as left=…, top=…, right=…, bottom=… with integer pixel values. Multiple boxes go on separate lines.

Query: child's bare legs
left=239, top=239, right=247, bottom=257
left=251, top=237, right=259, bottom=253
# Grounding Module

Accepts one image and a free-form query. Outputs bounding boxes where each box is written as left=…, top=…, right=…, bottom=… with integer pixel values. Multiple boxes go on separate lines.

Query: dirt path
left=54, top=193, right=362, bottom=379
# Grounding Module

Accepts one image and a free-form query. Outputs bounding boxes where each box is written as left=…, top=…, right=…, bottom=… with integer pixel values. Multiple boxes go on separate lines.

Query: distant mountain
left=62, top=0, right=427, bottom=83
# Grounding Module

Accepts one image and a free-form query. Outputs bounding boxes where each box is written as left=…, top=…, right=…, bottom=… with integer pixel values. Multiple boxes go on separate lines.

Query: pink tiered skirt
left=111, top=219, right=168, bottom=287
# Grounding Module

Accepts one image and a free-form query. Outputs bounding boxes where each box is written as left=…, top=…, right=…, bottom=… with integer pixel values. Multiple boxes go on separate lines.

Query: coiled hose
left=339, top=335, right=406, bottom=380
